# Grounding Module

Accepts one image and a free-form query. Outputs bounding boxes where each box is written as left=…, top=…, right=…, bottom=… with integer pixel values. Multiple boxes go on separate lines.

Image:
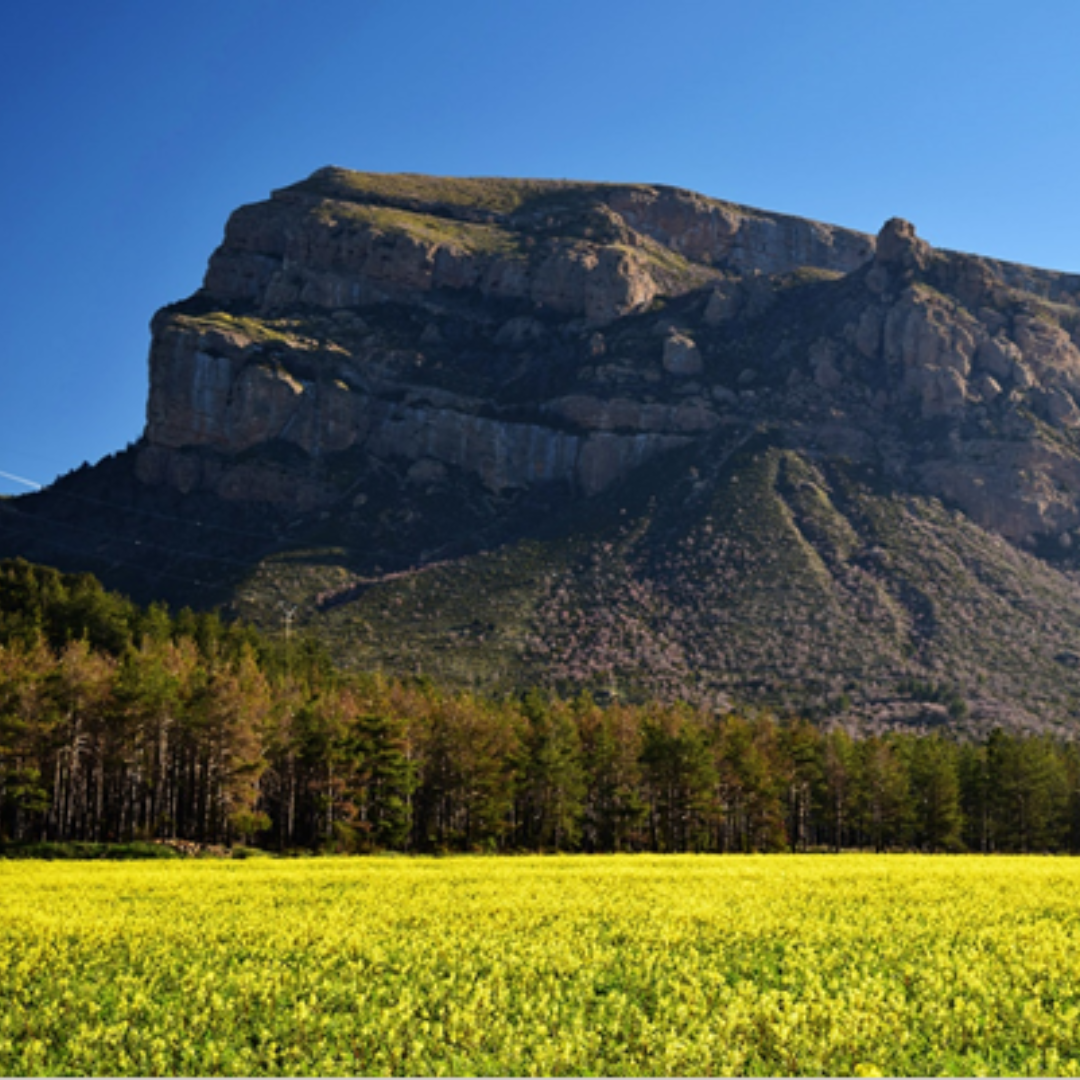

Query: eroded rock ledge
left=137, top=170, right=1080, bottom=547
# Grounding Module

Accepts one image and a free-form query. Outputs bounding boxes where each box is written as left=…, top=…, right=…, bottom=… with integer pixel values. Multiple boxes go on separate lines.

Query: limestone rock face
left=703, top=281, right=742, bottom=325
left=878, top=285, right=979, bottom=418
left=139, top=312, right=698, bottom=501
left=201, top=168, right=877, bottom=326
left=606, top=186, right=875, bottom=274
left=821, top=219, right=1080, bottom=541
left=138, top=168, right=882, bottom=505
left=205, top=191, right=661, bottom=326
left=136, top=168, right=1080, bottom=552
left=977, top=335, right=1030, bottom=386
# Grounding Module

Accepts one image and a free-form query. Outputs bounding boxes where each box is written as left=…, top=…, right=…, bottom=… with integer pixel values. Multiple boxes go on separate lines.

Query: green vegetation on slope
left=7, top=557, right=1080, bottom=857
left=315, top=200, right=526, bottom=257
left=290, top=166, right=582, bottom=216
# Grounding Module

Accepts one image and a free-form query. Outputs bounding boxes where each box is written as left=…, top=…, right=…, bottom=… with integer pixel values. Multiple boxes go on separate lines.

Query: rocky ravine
left=8, top=167, right=1080, bottom=731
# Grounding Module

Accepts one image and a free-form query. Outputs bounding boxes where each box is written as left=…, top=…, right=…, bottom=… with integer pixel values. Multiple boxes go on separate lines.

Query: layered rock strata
left=138, top=169, right=877, bottom=503
left=137, top=169, right=1080, bottom=549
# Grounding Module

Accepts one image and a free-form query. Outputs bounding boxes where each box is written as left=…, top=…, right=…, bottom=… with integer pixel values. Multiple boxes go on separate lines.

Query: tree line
left=2, top=558, right=1080, bottom=855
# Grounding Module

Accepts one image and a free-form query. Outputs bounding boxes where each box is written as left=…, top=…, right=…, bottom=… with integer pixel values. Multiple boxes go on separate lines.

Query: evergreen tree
left=778, top=718, right=824, bottom=852
left=855, top=736, right=911, bottom=852
left=640, top=706, right=718, bottom=852
left=576, top=696, right=646, bottom=852
left=823, top=728, right=857, bottom=851
left=713, top=714, right=787, bottom=852
left=906, top=736, right=964, bottom=852
left=513, top=691, right=586, bottom=850
left=346, top=707, right=415, bottom=851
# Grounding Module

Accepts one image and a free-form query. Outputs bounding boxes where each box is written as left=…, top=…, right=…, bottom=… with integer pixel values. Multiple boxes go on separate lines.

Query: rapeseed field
left=2, top=854, right=1079, bottom=1076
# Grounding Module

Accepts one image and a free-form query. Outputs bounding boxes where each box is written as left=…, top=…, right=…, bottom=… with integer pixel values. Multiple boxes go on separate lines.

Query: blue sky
left=2, top=0, right=1079, bottom=496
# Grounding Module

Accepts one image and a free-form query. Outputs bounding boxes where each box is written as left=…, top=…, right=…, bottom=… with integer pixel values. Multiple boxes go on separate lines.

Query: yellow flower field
left=2, top=854, right=1080, bottom=1076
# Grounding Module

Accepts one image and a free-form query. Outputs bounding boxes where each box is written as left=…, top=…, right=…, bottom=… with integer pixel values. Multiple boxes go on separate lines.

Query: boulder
left=662, top=333, right=703, bottom=376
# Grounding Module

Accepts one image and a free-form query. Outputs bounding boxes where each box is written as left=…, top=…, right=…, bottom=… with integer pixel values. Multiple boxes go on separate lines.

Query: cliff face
left=136, top=168, right=1080, bottom=552
left=136, top=168, right=876, bottom=504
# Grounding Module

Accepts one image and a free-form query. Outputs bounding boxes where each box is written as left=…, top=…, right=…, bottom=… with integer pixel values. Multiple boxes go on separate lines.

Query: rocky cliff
left=135, top=168, right=875, bottom=504
left=135, top=168, right=1080, bottom=550
left=9, top=167, right=1080, bottom=733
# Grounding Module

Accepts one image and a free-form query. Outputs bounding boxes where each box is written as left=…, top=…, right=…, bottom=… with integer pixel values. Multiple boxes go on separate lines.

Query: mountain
left=6, top=167, right=1080, bottom=734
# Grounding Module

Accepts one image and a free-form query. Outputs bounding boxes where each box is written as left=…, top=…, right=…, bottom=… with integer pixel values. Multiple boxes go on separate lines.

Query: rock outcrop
left=135, top=171, right=1080, bottom=556
left=136, top=168, right=878, bottom=505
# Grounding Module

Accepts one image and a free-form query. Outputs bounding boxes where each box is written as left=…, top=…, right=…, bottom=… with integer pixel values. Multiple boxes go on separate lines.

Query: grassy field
left=3, top=854, right=1080, bottom=1076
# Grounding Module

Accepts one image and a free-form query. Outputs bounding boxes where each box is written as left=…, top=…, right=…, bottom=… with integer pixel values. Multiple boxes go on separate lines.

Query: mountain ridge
left=6, top=167, right=1080, bottom=734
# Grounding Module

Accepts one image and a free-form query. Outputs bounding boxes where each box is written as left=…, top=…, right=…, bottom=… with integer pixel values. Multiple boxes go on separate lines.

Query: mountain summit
left=136, top=168, right=872, bottom=505
left=6, top=168, right=1080, bottom=732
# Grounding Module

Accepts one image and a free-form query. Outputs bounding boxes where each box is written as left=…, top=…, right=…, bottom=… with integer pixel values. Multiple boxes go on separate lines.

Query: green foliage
left=514, top=690, right=586, bottom=850
left=344, top=711, right=415, bottom=850
left=640, top=706, right=718, bottom=852
left=0, top=558, right=138, bottom=654
left=0, top=840, right=182, bottom=859
left=318, top=201, right=525, bottom=258
left=893, top=735, right=962, bottom=851
left=291, top=166, right=580, bottom=215
left=7, top=557, right=1080, bottom=856
left=173, top=310, right=302, bottom=346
